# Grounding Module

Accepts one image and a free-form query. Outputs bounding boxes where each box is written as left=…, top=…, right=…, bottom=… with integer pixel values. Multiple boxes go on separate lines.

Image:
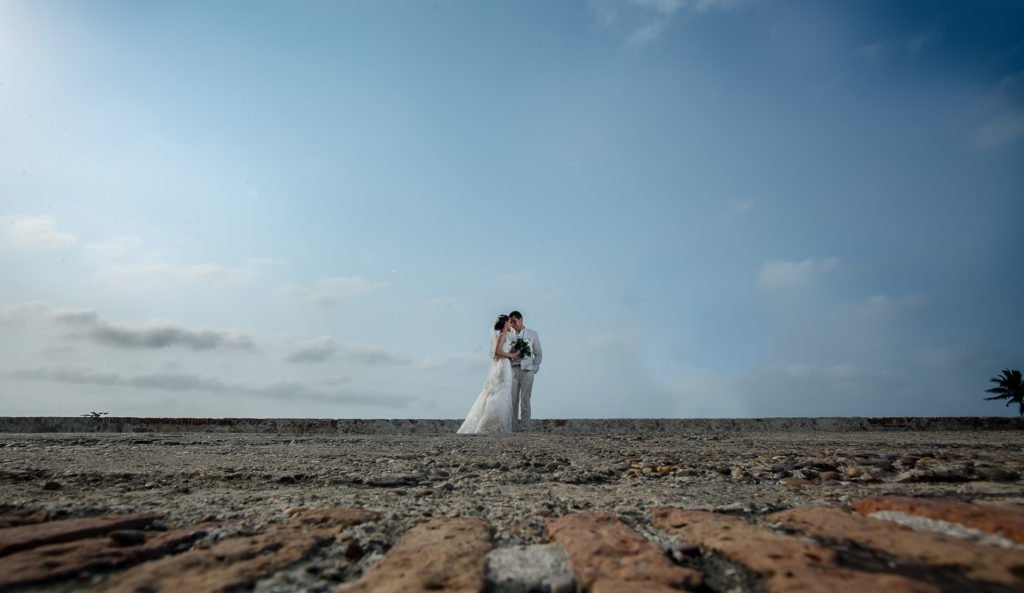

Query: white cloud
left=995, top=70, right=1024, bottom=96
left=84, top=236, right=140, bottom=257
left=336, top=343, right=408, bottom=365
left=855, top=41, right=890, bottom=60
left=778, top=361, right=858, bottom=380
left=420, top=352, right=488, bottom=373
left=0, top=214, right=281, bottom=291
left=967, top=70, right=1024, bottom=151
left=279, top=276, right=386, bottom=305
left=53, top=308, right=255, bottom=351
left=95, top=257, right=281, bottom=290
left=628, top=0, right=743, bottom=14
left=723, top=199, right=754, bottom=221
left=971, top=109, right=1024, bottom=150
left=627, top=20, right=669, bottom=45
left=757, top=257, right=838, bottom=291
left=907, top=30, right=937, bottom=56
left=859, top=292, right=926, bottom=314
left=0, top=302, right=51, bottom=324
left=282, top=336, right=408, bottom=365
left=592, top=0, right=747, bottom=45
left=855, top=29, right=938, bottom=61
left=284, top=336, right=338, bottom=363
left=0, top=215, right=76, bottom=249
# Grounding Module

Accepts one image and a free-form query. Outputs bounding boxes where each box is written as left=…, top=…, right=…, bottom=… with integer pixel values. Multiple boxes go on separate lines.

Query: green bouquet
left=513, top=338, right=533, bottom=358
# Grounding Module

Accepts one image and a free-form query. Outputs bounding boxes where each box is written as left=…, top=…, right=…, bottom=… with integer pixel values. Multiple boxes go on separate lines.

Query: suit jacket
left=515, top=328, right=542, bottom=372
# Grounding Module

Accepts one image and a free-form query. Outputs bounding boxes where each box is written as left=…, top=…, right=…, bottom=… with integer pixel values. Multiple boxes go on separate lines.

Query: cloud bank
left=283, top=336, right=408, bottom=365
left=7, top=366, right=411, bottom=407
left=53, top=309, right=256, bottom=351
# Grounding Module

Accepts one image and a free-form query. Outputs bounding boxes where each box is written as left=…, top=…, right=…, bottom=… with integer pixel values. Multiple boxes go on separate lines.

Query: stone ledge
left=1, top=416, right=1021, bottom=434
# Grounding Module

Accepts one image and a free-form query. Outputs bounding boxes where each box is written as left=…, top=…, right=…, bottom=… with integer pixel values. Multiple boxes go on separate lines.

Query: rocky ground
left=1, top=429, right=1023, bottom=592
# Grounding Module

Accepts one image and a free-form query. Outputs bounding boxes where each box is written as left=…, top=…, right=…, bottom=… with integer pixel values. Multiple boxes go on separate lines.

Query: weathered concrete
left=1, top=415, right=1020, bottom=434
left=486, top=543, right=575, bottom=593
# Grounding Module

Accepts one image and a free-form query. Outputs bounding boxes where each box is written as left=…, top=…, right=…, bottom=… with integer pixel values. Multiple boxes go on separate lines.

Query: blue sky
left=1, top=0, right=1022, bottom=418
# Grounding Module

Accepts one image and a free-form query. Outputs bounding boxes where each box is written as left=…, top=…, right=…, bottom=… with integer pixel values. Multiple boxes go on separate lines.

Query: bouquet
left=512, top=338, right=533, bottom=358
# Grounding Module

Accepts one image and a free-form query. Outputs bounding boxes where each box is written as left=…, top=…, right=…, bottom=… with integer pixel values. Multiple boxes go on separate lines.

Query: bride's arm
left=493, top=331, right=520, bottom=360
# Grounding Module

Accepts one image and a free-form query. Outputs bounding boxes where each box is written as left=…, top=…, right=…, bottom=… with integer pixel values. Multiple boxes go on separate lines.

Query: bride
left=457, top=314, right=522, bottom=434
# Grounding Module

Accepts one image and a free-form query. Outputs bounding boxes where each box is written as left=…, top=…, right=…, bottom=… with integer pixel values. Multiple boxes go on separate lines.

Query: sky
left=1, top=0, right=1022, bottom=419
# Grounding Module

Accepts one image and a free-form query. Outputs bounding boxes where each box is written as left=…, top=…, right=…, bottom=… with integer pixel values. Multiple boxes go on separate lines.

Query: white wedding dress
left=457, top=331, right=513, bottom=434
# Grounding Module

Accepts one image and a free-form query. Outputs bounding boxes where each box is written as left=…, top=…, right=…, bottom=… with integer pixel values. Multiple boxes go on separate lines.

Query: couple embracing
left=457, top=311, right=543, bottom=434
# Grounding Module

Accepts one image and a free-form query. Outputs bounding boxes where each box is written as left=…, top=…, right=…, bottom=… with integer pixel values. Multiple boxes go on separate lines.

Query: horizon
left=2, top=1, right=1023, bottom=420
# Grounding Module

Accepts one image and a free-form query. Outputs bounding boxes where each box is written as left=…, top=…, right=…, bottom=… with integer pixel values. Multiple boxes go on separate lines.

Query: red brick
left=651, top=507, right=939, bottom=593
left=769, top=506, right=1024, bottom=587
left=853, top=496, right=1024, bottom=544
left=344, top=517, right=492, bottom=593
left=97, top=507, right=378, bottom=593
left=547, top=512, right=702, bottom=593
left=0, top=513, right=162, bottom=556
left=0, top=527, right=205, bottom=589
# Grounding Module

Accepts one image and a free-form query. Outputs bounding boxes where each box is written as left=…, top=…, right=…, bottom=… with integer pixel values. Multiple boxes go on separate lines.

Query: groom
left=509, top=311, right=542, bottom=431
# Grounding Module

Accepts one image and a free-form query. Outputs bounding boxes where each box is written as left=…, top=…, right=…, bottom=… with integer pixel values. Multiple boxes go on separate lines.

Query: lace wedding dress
left=457, top=330, right=513, bottom=434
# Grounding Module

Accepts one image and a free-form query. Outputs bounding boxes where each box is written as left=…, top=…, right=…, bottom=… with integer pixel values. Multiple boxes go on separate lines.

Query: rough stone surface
left=344, top=517, right=492, bottom=593
left=0, top=504, right=52, bottom=528
left=768, top=506, right=1024, bottom=586
left=0, top=528, right=205, bottom=590
left=1, top=428, right=1022, bottom=591
left=853, top=496, right=1024, bottom=544
left=547, top=512, right=702, bottom=592
left=651, top=507, right=940, bottom=593
left=0, top=513, right=161, bottom=555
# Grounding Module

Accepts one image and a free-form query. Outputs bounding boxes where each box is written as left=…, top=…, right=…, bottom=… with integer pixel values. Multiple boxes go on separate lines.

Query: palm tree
left=984, top=369, right=1024, bottom=416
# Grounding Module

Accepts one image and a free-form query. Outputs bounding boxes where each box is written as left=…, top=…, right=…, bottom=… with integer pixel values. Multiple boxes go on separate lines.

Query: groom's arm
left=532, top=331, right=542, bottom=371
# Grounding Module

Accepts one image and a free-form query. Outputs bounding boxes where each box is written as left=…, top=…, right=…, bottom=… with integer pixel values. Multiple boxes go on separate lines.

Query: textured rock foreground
left=1, top=429, right=1022, bottom=592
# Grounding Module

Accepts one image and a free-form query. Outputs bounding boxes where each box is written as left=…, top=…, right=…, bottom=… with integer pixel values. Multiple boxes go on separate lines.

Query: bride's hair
left=493, top=314, right=509, bottom=331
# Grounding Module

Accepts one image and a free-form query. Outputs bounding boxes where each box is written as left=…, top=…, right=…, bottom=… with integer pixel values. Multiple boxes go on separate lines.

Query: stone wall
left=0, top=416, right=1020, bottom=434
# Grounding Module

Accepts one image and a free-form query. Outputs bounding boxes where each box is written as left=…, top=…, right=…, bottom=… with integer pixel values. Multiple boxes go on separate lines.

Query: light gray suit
left=510, top=328, right=542, bottom=430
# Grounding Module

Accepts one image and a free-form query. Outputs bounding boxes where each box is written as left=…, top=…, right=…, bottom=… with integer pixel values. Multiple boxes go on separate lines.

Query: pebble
left=343, top=538, right=364, bottom=559
left=109, top=529, right=147, bottom=546
left=781, top=477, right=814, bottom=486
left=975, top=467, right=1019, bottom=482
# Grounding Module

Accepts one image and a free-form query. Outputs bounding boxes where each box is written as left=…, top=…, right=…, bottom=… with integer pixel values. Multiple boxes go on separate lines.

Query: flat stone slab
left=651, top=507, right=939, bottom=593
left=853, top=496, right=1024, bottom=544
left=0, top=513, right=162, bottom=556
left=768, top=506, right=1024, bottom=587
left=547, top=512, right=702, bottom=593
left=486, top=543, right=575, bottom=593
left=344, top=517, right=493, bottom=593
